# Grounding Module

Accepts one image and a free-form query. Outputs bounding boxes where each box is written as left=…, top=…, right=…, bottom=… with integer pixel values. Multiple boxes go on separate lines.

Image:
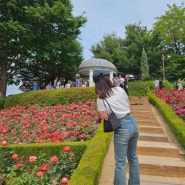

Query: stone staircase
left=130, top=97, right=185, bottom=184
left=98, top=97, right=185, bottom=185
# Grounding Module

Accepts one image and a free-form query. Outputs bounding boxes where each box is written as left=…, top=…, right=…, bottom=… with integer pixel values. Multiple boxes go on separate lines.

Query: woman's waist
left=116, top=112, right=130, bottom=119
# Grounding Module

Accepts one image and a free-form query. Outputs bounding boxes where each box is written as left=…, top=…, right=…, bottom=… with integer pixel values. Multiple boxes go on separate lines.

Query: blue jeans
left=114, top=115, right=140, bottom=185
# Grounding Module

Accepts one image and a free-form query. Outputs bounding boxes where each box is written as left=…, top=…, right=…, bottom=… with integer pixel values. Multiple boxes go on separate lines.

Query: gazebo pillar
left=89, top=70, right=93, bottom=87
left=109, top=71, right=114, bottom=82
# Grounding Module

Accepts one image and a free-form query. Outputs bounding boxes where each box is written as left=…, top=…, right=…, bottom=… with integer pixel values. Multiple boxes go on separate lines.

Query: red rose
left=1, top=140, right=7, bottom=147
left=35, top=171, right=44, bottom=178
left=50, top=156, right=58, bottom=163
left=63, top=146, right=70, bottom=153
left=29, top=156, right=37, bottom=163
left=11, top=153, right=18, bottom=160
left=40, top=163, right=48, bottom=172
left=60, top=177, right=69, bottom=184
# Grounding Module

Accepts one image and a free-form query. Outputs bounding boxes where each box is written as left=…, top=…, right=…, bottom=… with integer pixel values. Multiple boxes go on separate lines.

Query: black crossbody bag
left=103, top=99, right=121, bottom=132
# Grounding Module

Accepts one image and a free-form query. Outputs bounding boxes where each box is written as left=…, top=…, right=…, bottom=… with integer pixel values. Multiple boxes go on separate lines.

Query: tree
left=152, top=3, right=185, bottom=80
left=153, top=3, right=185, bottom=55
left=91, top=23, right=150, bottom=76
left=0, top=0, right=87, bottom=97
left=140, top=48, right=149, bottom=80
left=145, top=30, right=164, bottom=78
left=122, top=23, right=150, bottom=76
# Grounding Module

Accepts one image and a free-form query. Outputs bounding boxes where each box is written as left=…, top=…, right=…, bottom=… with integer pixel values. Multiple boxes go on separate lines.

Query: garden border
left=148, top=92, right=185, bottom=149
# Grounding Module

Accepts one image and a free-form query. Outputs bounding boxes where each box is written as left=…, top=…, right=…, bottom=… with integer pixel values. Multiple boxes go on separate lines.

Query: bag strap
left=103, top=99, right=118, bottom=118
left=103, top=100, right=109, bottom=115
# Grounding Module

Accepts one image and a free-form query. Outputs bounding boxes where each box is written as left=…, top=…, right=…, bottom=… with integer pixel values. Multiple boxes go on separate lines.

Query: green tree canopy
left=90, top=23, right=150, bottom=76
left=0, top=0, right=87, bottom=97
left=153, top=3, right=185, bottom=55
left=152, top=3, right=185, bottom=80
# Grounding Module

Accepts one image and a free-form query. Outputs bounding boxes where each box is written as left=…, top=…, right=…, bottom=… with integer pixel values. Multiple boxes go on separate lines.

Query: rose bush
left=154, top=88, right=185, bottom=121
left=0, top=143, right=76, bottom=185
left=0, top=100, right=100, bottom=184
left=0, top=100, right=100, bottom=144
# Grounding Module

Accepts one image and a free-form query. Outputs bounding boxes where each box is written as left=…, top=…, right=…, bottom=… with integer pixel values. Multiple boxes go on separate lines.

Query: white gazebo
left=77, top=58, right=117, bottom=86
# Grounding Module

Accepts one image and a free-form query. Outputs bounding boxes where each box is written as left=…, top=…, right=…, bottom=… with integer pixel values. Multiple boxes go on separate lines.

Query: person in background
left=75, top=76, right=80, bottom=87
left=177, top=79, right=183, bottom=90
left=60, top=78, right=65, bottom=88
left=153, top=78, right=159, bottom=90
left=20, top=84, right=27, bottom=92
left=54, top=77, right=58, bottom=89
left=112, top=74, right=117, bottom=86
left=81, top=79, right=87, bottom=87
left=159, top=78, right=163, bottom=89
left=93, top=71, right=140, bottom=185
left=56, top=78, right=61, bottom=89
left=118, top=74, right=125, bottom=88
left=40, top=82, right=46, bottom=90
left=65, top=80, right=72, bottom=88
left=48, top=81, right=53, bottom=89
left=124, top=75, right=129, bottom=96
left=32, top=81, right=38, bottom=90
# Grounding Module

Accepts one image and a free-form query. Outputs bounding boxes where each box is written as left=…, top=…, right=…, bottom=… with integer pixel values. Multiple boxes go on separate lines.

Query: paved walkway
left=98, top=97, right=185, bottom=185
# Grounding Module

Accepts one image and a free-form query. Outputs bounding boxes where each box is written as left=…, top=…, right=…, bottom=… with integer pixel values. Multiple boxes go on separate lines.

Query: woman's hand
left=99, top=110, right=109, bottom=121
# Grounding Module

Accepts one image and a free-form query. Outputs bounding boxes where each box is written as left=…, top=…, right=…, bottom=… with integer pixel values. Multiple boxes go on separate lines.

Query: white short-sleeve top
left=97, top=86, right=130, bottom=119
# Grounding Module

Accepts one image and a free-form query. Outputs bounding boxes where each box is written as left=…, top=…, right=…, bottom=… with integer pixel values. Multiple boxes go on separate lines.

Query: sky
left=71, top=0, right=182, bottom=60
left=6, top=0, right=182, bottom=96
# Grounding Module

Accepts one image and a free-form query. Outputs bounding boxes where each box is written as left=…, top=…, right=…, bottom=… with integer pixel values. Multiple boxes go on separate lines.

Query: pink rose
left=11, top=153, right=18, bottom=160
left=50, top=156, right=58, bottom=163
left=60, top=177, right=69, bottom=184
left=1, top=140, right=7, bottom=147
left=29, top=156, right=37, bottom=163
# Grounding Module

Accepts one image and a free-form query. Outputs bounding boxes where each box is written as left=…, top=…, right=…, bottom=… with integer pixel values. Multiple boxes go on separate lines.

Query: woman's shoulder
left=113, top=86, right=123, bottom=92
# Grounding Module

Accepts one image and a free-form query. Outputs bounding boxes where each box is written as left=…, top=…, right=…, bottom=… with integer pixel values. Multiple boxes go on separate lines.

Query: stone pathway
left=98, top=97, right=185, bottom=185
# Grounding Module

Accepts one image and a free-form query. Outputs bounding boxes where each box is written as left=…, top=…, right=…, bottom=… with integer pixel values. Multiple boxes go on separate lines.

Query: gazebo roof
left=78, top=58, right=117, bottom=76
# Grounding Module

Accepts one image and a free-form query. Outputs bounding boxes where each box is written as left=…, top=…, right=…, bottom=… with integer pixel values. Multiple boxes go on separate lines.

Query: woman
left=177, top=79, right=183, bottom=90
left=93, top=71, right=140, bottom=185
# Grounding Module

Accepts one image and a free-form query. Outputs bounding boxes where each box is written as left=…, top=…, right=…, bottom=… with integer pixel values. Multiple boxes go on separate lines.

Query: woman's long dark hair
left=95, top=76, right=115, bottom=99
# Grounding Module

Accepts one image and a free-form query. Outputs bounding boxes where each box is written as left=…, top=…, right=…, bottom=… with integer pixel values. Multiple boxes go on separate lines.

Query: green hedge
left=0, top=142, right=87, bottom=166
left=68, top=123, right=112, bottom=185
left=128, top=80, right=154, bottom=96
left=3, top=81, right=155, bottom=109
left=148, top=92, right=185, bottom=149
left=4, top=87, right=97, bottom=108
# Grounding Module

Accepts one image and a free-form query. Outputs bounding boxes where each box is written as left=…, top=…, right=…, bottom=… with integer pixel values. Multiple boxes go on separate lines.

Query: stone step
left=131, top=114, right=158, bottom=121
left=131, top=110, right=154, bottom=114
left=137, top=141, right=180, bottom=158
left=127, top=174, right=185, bottom=185
left=137, top=120, right=160, bottom=126
left=139, top=125, right=163, bottom=134
left=139, top=133, right=168, bottom=142
left=137, top=155, right=185, bottom=177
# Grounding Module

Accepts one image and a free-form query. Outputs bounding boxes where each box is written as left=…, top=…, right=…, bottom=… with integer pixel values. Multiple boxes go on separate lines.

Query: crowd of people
left=112, top=74, right=130, bottom=96
left=51, top=76, right=88, bottom=89
left=19, top=74, right=132, bottom=94
left=19, top=76, right=89, bottom=92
